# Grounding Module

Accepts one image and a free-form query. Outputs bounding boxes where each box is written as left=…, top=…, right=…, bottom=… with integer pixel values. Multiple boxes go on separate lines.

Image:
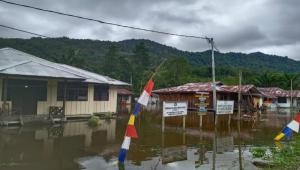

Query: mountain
left=0, top=37, right=298, bottom=73
left=0, top=37, right=300, bottom=92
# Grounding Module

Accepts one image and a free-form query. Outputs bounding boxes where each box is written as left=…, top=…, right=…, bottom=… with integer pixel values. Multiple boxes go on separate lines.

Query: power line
left=0, top=0, right=207, bottom=40
left=213, top=41, right=220, bottom=52
left=0, top=24, right=49, bottom=38
left=0, top=23, right=222, bottom=52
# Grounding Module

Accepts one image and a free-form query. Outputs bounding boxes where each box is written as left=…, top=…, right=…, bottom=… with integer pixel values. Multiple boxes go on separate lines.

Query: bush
left=88, top=116, right=100, bottom=127
left=251, top=147, right=267, bottom=158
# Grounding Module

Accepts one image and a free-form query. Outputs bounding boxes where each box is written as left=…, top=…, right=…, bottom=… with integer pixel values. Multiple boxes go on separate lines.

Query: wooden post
left=2, top=77, right=8, bottom=114
left=183, top=131, right=186, bottom=145
left=228, top=114, right=231, bottom=127
left=199, top=115, right=203, bottom=128
left=238, top=71, right=242, bottom=120
left=161, top=129, right=165, bottom=164
left=183, top=115, right=186, bottom=131
left=162, top=116, right=165, bottom=133
left=62, top=80, right=67, bottom=118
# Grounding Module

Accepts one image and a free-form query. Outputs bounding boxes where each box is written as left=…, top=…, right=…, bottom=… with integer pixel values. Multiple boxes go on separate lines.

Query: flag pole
left=149, top=59, right=167, bottom=80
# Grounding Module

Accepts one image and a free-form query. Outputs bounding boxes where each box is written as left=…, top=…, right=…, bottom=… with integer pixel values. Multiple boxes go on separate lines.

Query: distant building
left=153, top=82, right=262, bottom=112
left=0, top=47, right=129, bottom=123
left=258, top=87, right=300, bottom=108
left=117, top=88, right=132, bottom=105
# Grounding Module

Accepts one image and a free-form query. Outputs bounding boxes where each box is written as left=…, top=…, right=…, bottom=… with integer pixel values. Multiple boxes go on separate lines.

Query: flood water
left=0, top=106, right=295, bottom=170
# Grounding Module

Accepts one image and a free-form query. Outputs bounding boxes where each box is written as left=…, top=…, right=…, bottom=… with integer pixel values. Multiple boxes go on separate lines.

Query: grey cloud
left=0, top=0, right=300, bottom=59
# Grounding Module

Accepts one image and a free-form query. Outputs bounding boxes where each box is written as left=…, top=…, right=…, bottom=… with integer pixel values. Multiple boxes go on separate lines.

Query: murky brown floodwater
left=0, top=106, right=295, bottom=170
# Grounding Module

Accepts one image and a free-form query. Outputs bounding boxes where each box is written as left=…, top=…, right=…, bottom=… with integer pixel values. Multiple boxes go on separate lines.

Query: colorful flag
left=126, top=124, right=138, bottom=138
left=138, top=79, right=154, bottom=106
left=133, top=103, right=142, bottom=116
left=118, top=79, right=155, bottom=164
left=274, top=114, right=300, bottom=141
left=118, top=136, right=131, bottom=163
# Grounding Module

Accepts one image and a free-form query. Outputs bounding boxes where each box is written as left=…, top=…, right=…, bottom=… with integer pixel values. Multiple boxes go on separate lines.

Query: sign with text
left=216, top=100, right=234, bottom=115
left=194, top=93, right=209, bottom=115
left=163, top=101, right=188, bottom=117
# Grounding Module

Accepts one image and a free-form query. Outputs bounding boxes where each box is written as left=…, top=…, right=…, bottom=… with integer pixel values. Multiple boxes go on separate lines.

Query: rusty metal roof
left=292, top=90, right=300, bottom=97
left=257, top=87, right=291, bottom=98
left=153, top=82, right=259, bottom=95
left=221, top=84, right=258, bottom=94
left=117, top=88, right=133, bottom=95
left=153, top=82, right=223, bottom=94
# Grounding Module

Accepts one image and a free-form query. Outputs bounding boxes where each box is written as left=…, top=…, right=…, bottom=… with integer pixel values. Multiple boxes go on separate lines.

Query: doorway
left=5, top=79, right=47, bottom=115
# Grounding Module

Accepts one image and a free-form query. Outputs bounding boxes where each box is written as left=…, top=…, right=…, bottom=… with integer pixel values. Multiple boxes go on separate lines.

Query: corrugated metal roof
left=292, top=90, right=300, bottom=97
left=117, top=88, right=133, bottom=95
left=257, top=87, right=290, bottom=98
left=153, top=82, right=223, bottom=94
left=0, top=47, right=129, bottom=86
left=153, top=82, right=260, bottom=95
left=221, top=85, right=257, bottom=93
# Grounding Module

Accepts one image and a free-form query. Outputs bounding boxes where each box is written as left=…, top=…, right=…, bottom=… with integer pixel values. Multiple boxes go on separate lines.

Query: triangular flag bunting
left=126, top=125, right=138, bottom=138
left=287, top=120, right=299, bottom=133
left=128, top=114, right=135, bottom=125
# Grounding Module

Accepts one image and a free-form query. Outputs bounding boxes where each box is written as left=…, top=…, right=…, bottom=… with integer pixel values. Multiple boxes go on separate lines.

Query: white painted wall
left=276, top=98, right=292, bottom=108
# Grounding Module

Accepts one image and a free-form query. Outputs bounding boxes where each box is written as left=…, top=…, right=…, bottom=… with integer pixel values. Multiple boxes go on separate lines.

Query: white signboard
left=163, top=101, right=188, bottom=117
left=216, top=100, right=234, bottom=115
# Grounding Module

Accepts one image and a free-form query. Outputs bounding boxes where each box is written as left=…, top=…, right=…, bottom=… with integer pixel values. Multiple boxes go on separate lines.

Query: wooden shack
left=153, top=82, right=262, bottom=112
left=153, top=82, right=263, bottom=128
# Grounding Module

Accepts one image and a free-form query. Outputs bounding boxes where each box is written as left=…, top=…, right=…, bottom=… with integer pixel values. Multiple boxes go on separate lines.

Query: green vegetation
left=271, top=139, right=300, bottom=169
left=1, top=37, right=300, bottom=95
left=251, top=147, right=269, bottom=159
left=250, top=137, right=300, bottom=169
left=88, top=116, right=101, bottom=127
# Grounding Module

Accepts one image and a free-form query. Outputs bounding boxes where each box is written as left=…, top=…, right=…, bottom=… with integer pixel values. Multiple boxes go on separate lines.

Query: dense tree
left=253, top=72, right=279, bottom=87
left=1, top=37, right=300, bottom=94
left=52, top=48, right=86, bottom=68
left=281, top=73, right=300, bottom=89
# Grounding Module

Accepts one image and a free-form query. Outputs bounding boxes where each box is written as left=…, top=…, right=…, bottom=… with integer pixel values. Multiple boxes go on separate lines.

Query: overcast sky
left=0, top=0, right=299, bottom=59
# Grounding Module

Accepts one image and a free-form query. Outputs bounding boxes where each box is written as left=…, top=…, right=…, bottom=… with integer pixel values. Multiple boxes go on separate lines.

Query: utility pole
left=290, top=79, right=293, bottom=111
left=208, top=38, right=217, bottom=170
left=238, top=71, right=242, bottom=119
left=209, top=38, right=217, bottom=125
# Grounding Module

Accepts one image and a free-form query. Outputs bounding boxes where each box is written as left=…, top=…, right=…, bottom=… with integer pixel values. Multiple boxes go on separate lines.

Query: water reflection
left=0, top=120, right=117, bottom=170
left=0, top=108, right=294, bottom=170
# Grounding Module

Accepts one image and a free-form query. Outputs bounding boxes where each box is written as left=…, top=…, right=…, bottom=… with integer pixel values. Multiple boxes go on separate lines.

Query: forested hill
left=0, top=37, right=299, bottom=72
left=0, top=37, right=299, bottom=93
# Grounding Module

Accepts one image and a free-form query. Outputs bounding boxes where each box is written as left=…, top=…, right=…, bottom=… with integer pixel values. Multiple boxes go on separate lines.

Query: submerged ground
left=0, top=106, right=295, bottom=170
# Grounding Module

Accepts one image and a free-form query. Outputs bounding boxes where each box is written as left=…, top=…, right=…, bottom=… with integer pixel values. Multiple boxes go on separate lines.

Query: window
left=94, top=85, right=109, bottom=101
left=57, top=82, right=88, bottom=101
left=3, top=79, right=47, bottom=101
left=122, top=95, right=129, bottom=101
left=278, top=97, right=287, bottom=103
